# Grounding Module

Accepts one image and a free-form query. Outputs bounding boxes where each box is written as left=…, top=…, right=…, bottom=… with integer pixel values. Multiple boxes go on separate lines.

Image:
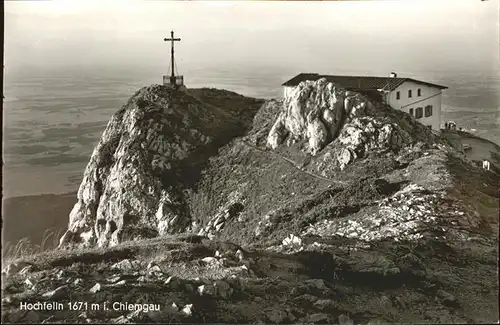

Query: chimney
left=390, top=72, right=397, bottom=78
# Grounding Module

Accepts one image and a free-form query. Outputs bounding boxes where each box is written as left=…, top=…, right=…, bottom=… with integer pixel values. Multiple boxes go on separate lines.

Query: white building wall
left=386, top=81, right=443, bottom=131
left=283, top=86, right=294, bottom=98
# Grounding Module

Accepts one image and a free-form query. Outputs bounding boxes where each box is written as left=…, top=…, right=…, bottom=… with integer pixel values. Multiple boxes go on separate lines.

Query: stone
left=112, top=316, right=130, bottom=324
left=126, top=310, right=142, bottom=321
left=294, top=294, right=319, bottom=304
left=305, top=278, right=331, bottom=292
left=267, top=114, right=287, bottom=150
left=181, top=304, right=193, bottom=316
left=235, top=249, right=244, bottom=262
left=111, top=259, right=133, bottom=271
left=89, top=283, right=101, bottom=293
left=215, top=223, right=224, bottom=232
left=338, top=148, right=353, bottom=170
left=282, top=234, right=302, bottom=246
left=201, top=257, right=219, bottom=265
left=305, top=313, right=330, bottom=324
left=197, top=284, right=216, bottom=296
left=107, top=275, right=122, bottom=283
left=24, top=279, right=34, bottom=288
left=19, top=266, right=34, bottom=275
left=56, top=269, right=65, bottom=279
left=42, top=285, right=69, bottom=300
left=313, top=299, right=337, bottom=310
left=148, top=265, right=162, bottom=274
left=113, top=280, right=127, bottom=286
left=307, top=119, right=329, bottom=155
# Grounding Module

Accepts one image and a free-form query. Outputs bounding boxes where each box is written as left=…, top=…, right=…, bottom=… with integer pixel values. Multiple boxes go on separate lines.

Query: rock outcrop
left=267, top=78, right=433, bottom=170
left=59, top=86, right=262, bottom=248
left=268, top=79, right=348, bottom=154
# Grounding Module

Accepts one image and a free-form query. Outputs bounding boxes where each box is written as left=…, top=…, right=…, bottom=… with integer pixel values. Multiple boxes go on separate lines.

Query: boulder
left=111, top=259, right=139, bottom=271
left=303, top=313, right=331, bottom=324
left=42, top=285, right=69, bottom=300
left=197, top=284, right=216, bottom=296
left=89, top=283, right=101, bottom=293
left=282, top=234, right=302, bottom=246
left=313, top=299, right=337, bottom=311
left=181, top=304, right=193, bottom=316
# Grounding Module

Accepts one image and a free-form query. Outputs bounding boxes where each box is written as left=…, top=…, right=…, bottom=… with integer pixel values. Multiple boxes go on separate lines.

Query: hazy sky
left=5, top=0, right=499, bottom=76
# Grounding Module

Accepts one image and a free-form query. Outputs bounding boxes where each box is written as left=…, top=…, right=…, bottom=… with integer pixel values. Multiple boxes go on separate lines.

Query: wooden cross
left=164, top=30, right=181, bottom=85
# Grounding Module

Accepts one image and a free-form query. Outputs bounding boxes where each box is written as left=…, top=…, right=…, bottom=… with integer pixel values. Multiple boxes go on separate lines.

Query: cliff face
left=59, top=86, right=263, bottom=248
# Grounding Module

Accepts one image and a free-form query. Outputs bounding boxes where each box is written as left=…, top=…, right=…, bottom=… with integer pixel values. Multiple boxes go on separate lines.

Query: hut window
left=425, top=105, right=433, bottom=117
left=415, top=107, right=423, bottom=119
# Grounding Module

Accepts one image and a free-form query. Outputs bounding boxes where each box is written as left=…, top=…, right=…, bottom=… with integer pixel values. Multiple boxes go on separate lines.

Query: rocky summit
left=2, top=80, right=499, bottom=324
left=58, top=86, right=263, bottom=248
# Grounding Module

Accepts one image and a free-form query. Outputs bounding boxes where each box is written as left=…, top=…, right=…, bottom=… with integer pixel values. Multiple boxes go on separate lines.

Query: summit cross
left=164, top=30, right=181, bottom=85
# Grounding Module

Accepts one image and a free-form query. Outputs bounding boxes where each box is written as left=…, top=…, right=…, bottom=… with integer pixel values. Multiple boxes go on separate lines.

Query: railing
left=163, top=75, right=184, bottom=86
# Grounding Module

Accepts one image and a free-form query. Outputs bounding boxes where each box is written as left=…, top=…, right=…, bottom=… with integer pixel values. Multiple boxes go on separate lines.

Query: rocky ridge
left=2, top=80, right=498, bottom=324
